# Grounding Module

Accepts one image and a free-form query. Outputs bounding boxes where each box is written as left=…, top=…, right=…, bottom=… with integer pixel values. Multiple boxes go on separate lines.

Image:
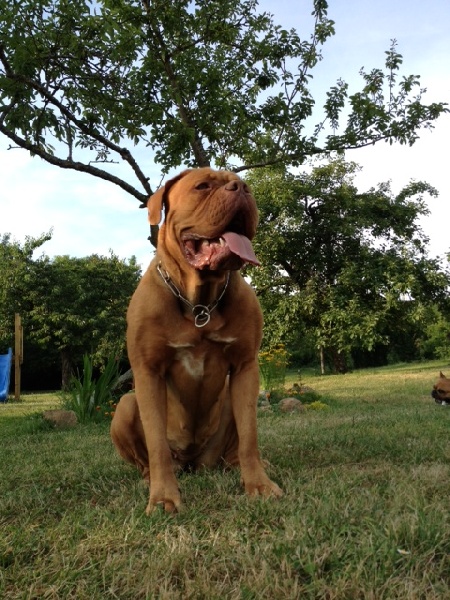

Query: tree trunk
left=61, top=348, right=72, bottom=391
left=111, top=368, right=134, bottom=392
left=330, top=348, right=347, bottom=374
left=319, top=346, right=325, bottom=375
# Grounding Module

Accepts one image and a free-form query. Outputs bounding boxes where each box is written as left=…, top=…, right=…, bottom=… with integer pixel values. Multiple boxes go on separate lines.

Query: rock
left=259, top=398, right=271, bottom=407
left=289, top=383, right=315, bottom=394
left=299, top=385, right=315, bottom=394
left=43, top=410, right=78, bottom=429
left=278, top=398, right=305, bottom=413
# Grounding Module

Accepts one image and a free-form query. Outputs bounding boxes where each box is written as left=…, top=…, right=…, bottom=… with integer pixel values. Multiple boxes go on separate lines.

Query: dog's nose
left=225, top=180, right=250, bottom=194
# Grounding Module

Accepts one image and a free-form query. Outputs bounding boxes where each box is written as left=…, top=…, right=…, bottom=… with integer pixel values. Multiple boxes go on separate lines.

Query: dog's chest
left=168, top=333, right=236, bottom=381
left=173, top=346, right=205, bottom=379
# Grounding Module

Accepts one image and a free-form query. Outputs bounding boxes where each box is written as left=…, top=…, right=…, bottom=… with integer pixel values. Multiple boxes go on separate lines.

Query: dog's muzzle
left=431, top=389, right=450, bottom=405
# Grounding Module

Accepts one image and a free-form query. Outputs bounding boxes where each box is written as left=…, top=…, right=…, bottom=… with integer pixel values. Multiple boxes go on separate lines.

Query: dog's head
left=148, top=168, right=260, bottom=271
left=431, top=372, right=450, bottom=405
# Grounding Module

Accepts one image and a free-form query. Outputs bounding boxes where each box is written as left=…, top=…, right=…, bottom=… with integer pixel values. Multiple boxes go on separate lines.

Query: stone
left=43, top=409, right=78, bottom=428
left=278, top=398, right=305, bottom=413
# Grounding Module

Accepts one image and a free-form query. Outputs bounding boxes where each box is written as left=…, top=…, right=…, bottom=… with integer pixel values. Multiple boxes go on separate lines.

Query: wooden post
left=14, top=313, right=23, bottom=401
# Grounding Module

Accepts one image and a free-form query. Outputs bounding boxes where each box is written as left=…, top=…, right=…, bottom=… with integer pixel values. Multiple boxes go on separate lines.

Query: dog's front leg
left=134, top=371, right=181, bottom=514
left=229, top=361, right=283, bottom=499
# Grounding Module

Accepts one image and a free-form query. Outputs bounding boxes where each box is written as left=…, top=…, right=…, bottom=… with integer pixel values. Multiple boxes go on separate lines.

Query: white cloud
left=0, top=150, right=157, bottom=267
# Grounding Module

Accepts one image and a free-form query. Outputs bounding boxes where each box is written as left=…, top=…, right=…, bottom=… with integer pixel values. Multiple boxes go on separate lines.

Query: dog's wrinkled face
left=431, top=372, right=450, bottom=405
left=149, top=168, right=260, bottom=271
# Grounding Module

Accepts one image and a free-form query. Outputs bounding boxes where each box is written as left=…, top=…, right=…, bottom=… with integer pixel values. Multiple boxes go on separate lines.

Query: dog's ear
left=148, top=186, right=165, bottom=226
left=148, top=169, right=192, bottom=226
left=440, top=371, right=447, bottom=379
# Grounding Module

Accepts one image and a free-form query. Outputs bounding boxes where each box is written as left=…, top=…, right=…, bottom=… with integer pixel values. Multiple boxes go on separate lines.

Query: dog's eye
left=195, top=182, right=210, bottom=190
left=437, top=389, right=446, bottom=395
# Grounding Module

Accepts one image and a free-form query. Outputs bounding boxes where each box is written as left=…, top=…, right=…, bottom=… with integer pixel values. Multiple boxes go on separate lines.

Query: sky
left=1, top=0, right=449, bottom=271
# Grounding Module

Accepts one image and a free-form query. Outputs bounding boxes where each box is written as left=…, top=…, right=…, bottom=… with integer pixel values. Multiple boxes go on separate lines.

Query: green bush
left=259, top=345, right=288, bottom=391
left=64, top=354, right=120, bottom=423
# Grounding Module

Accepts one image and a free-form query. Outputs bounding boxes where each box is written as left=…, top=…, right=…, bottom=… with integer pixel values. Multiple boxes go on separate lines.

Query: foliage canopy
left=0, top=233, right=140, bottom=388
left=247, top=160, right=450, bottom=371
left=0, top=0, right=447, bottom=205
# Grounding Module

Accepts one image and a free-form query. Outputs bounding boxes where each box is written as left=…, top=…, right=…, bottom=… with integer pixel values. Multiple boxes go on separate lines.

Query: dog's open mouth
left=182, top=231, right=260, bottom=270
left=432, top=390, right=450, bottom=405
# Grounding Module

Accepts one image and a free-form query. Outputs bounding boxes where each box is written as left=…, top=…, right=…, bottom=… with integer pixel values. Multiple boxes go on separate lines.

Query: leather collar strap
left=156, top=263, right=230, bottom=328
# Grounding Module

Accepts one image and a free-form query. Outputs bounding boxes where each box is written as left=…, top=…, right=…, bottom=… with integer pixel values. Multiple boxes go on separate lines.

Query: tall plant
left=66, top=355, right=121, bottom=423
left=259, top=345, right=288, bottom=392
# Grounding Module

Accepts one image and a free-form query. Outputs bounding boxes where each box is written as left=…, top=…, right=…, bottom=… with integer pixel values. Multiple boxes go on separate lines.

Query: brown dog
left=431, top=372, right=450, bottom=405
left=111, top=167, right=283, bottom=513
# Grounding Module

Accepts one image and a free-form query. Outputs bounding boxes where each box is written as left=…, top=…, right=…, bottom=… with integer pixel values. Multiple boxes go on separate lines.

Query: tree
left=0, top=0, right=447, bottom=215
left=27, top=253, right=141, bottom=388
left=246, top=160, right=450, bottom=372
left=0, top=231, right=51, bottom=349
left=417, top=304, right=450, bottom=361
left=0, top=234, right=141, bottom=388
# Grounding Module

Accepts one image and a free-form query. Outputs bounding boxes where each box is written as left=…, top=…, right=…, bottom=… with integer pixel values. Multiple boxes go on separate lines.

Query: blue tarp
left=0, top=348, right=13, bottom=402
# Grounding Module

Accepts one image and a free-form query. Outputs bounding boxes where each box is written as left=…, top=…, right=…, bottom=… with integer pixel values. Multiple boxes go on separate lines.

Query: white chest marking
left=177, top=349, right=205, bottom=379
left=168, top=342, right=195, bottom=349
left=206, top=333, right=237, bottom=344
left=168, top=343, right=205, bottom=379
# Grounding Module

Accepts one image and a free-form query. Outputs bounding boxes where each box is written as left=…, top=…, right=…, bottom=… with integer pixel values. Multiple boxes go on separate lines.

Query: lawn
left=1, top=361, right=449, bottom=599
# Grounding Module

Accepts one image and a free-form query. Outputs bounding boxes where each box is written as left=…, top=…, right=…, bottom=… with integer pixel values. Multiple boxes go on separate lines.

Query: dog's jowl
left=111, top=168, right=283, bottom=514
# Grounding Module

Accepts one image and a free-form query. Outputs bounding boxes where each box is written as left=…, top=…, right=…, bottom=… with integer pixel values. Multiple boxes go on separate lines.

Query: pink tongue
left=222, top=232, right=260, bottom=266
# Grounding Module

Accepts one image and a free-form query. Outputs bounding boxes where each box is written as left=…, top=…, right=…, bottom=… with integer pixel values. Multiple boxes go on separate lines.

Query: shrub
left=64, top=354, right=120, bottom=423
left=305, top=400, right=329, bottom=411
left=259, top=345, right=288, bottom=391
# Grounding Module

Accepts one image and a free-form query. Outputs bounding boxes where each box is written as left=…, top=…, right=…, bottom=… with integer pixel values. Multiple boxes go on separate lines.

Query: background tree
left=0, top=0, right=447, bottom=214
left=27, top=253, right=141, bottom=388
left=417, top=304, right=450, bottom=361
left=0, top=233, right=141, bottom=389
left=247, top=160, right=450, bottom=372
left=0, top=232, right=51, bottom=348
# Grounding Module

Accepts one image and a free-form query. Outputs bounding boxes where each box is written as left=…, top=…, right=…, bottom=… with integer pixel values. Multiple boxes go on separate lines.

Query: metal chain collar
left=156, top=263, right=230, bottom=328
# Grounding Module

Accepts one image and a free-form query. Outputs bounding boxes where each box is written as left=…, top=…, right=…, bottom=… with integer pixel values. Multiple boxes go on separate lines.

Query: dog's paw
left=244, top=477, right=283, bottom=499
left=146, top=499, right=182, bottom=515
left=146, top=483, right=182, bottom=515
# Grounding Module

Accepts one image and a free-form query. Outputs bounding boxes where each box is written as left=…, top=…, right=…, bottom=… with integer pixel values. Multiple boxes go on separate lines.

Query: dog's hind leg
left=111, top=393, right=150, bottom=482
left=197, top=395, right=240, bottom=469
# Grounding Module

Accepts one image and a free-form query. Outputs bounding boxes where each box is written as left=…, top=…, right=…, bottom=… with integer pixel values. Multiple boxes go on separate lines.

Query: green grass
left=1, top=361, right=449, bottom=599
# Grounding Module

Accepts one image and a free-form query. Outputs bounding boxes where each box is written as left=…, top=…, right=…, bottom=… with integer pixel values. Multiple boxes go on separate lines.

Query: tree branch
left=0, top=122, right=149, bottom=205
left=0, top=44, right=152, bottom=201
left=141, top=0, right=210, bottom=168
